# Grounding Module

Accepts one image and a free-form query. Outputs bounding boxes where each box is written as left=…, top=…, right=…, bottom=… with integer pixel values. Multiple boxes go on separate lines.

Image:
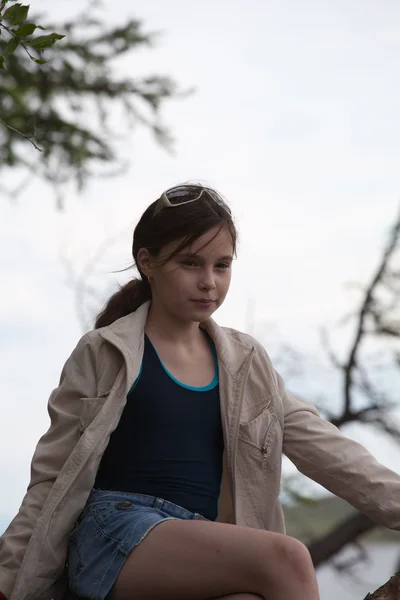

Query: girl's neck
left=145, top=303, right=203, bottom=346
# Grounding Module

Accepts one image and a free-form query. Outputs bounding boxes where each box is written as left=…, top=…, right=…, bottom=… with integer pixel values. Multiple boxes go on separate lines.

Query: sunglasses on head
left=153, top=185, right=231, bottom=217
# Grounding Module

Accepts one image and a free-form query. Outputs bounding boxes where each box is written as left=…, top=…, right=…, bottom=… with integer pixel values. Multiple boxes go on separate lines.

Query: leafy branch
left=0, top=0, right=64, bottom=148
left=0, top=2, right=64, bottom=65
left=0, top=114, right=40, bottom=149
left=0, top=3, right=181, bottom=203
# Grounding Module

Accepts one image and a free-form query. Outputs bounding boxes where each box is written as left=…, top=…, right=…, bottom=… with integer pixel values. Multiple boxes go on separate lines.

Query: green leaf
left=31, top=56, right=46, bottom=64
left=3, top=3, right=29, bottom=26
left=28, top=32, right=64, bottom=50
left=16, top=22, right=36, bottom=36
left=0, top=55, right=5, bottom=70
left=4, top=36, right=18, bottom=54
left=0, top=0, right=18, bottom=13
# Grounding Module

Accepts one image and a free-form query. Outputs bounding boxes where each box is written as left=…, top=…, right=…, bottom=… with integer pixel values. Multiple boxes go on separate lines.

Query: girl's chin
left=167, top=301, right=219, bottom=322
left=189, top=302, right=218, bottom=317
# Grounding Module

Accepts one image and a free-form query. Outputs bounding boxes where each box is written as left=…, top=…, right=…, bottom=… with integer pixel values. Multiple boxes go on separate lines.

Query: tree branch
left=363, top=572, right=400, bottom=599
left=343, top=208, right=400, bottom=414
left=0, top=116, right=42, bottom=151
left=308, top=512, right=375, bottom=568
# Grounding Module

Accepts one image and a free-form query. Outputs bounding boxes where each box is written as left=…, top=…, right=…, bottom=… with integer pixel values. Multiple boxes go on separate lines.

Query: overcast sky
left=2, top=0, right=400, bottom=527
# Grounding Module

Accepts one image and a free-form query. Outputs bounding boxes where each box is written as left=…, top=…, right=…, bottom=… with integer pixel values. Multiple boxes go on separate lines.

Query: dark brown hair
left=94, top=185, right=237, bottom=329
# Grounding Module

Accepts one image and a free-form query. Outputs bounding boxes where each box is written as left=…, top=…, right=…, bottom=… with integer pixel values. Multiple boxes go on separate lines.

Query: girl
left=1, top=183, right=400, bottom=600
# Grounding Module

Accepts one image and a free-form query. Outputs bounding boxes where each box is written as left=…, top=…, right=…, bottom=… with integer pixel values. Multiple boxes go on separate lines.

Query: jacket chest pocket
left=238, top=405, right=279, bottom=472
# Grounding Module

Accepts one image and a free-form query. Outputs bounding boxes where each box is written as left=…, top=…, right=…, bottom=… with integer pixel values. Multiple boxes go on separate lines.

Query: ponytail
left=94, top=278, right=151, bottom=329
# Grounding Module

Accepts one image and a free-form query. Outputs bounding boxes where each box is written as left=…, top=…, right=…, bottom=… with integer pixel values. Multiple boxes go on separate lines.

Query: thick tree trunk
left=363, top=571, right=400, bottom=599
left=306, top=512, right=400, bottom=598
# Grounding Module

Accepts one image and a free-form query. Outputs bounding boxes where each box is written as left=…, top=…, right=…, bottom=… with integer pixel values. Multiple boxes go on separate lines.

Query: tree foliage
left=0, top=0, right=64, bottom=70
left=0, top=0, right=179, bottom=203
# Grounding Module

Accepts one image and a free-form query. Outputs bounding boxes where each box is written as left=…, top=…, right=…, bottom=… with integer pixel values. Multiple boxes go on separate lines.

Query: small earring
left=148, top=276, right=152, bottom=284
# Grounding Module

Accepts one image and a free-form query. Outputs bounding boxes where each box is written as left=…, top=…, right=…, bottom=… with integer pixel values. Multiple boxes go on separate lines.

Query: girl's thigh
left=112, top=518, right=311, bottom=600
left=213, top=596, right=263, bottom=600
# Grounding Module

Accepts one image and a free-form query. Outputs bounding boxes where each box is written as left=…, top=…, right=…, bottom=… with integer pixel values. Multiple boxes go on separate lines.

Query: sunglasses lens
left=164, top=185, right=231, bottom=215
left=166, top=186, right=202, bottom=205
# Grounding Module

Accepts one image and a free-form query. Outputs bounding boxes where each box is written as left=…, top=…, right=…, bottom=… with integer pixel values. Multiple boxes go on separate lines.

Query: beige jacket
left=1, top=302, right=400, bottom=600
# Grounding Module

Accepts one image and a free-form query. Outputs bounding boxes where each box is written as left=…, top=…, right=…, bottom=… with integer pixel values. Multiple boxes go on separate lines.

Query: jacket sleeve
left=0, top=333, right=98, bottom=599
left=279, top=372, right=400, bottom=530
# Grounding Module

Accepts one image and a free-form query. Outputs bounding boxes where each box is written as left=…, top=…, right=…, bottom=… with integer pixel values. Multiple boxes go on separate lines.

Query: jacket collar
left=98, top=301, right=253, bottom=377
left=200, top=319, right=254, bottom=377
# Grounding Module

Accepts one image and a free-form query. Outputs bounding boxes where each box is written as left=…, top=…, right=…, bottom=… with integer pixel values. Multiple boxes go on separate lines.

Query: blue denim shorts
left=67, top=489, right=208, bottom=600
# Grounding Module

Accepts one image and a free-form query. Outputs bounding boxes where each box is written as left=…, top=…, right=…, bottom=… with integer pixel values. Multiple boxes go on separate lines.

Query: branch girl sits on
left=1, top=184, right=400, bottom=600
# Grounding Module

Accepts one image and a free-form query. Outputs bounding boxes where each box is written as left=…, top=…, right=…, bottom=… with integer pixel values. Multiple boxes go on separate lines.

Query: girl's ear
left=137, top=248, right=153, bottom=278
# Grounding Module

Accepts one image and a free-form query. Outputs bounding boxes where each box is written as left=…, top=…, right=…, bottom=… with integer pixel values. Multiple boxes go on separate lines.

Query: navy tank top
left=95, top=334, right=223, bottom=520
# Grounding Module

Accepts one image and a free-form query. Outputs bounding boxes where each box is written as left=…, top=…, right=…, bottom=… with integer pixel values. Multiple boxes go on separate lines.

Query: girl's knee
left=213, top=596, right=263, bottom=600
left=275, top=536, right=314, bottom=578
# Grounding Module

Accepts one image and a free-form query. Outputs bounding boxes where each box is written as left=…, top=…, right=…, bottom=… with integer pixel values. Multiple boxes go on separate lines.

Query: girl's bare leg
left=213, top=596, right=263, bottom=599
left=112, top=519, right=319, bottom=600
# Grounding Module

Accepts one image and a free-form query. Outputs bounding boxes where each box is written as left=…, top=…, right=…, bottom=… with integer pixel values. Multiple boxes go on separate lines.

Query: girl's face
left=146, top=225, right=234, bottom=323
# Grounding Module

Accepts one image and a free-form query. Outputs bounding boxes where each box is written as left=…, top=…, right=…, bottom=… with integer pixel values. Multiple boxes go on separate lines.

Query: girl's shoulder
left=215, top=325, right=275, bottom=371
left=67, top=328, right=113, bottom=367
left=219, top=325, right=267, bottom=354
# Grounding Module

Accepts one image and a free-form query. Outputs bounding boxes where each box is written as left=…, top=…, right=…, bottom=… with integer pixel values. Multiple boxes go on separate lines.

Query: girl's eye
left=216, top=263, right=231, bottom=270
left=182, top=261, right=198, bottom=268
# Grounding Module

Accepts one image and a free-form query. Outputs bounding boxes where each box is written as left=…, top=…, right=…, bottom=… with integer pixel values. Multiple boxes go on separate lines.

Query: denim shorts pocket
left=93, top=503, right=156, bottom=541
left=77, top=498, right=122, bottom=527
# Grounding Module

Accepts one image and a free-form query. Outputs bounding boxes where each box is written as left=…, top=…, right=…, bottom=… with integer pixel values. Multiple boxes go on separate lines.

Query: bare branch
left=333, top=540, right=368, bottom=573
left=374, top=415, right=400, bottom=443
left=343, top=207, right=400, bottom=415
left=308, top=512, right=375, bottom=568
left=0, top=116, right=42, bottom=151
left=319, top=326, right=343, bottom=370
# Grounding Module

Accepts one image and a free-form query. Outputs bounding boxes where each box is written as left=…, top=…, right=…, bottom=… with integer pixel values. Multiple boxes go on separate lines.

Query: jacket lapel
left=98, top=302, right=149, bottom=396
